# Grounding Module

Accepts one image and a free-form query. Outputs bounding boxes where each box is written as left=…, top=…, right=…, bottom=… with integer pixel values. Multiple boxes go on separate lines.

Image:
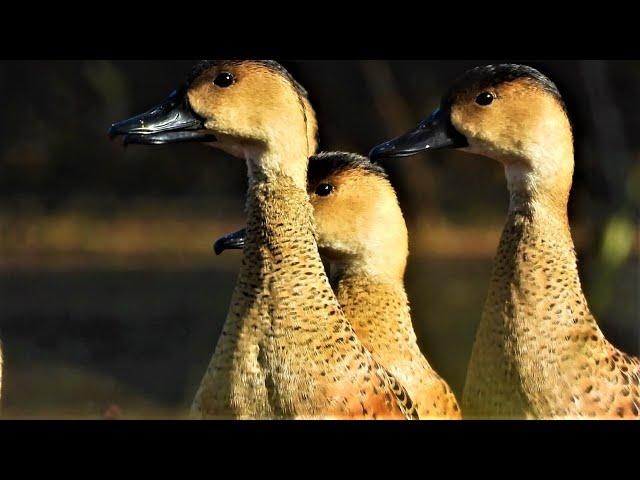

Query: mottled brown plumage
left=438, top=64, right=640, bottom=419
left=307, top=153, right=461, bottom=419
left=334, top=280, right=460, bottom=419
left=465, top=208, right=640, bottom=418
left=185, top=61, right=416, bottom=419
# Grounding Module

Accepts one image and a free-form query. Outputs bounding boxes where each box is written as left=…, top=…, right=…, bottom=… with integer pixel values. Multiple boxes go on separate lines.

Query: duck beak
left=108, top=88, right=216, bottom=145
left=369, top=108, right=468, bottom=160
left=213, top=228, right=247, bottom=255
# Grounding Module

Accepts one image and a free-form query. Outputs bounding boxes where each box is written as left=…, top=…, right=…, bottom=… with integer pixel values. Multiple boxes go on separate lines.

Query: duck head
left=216, top=152, right=408, bottom=280
left=370, top=64, right=574, bottom=206
left=109, top=60, right=318, bottom=183
left=308, top=152, right=409, bottom=280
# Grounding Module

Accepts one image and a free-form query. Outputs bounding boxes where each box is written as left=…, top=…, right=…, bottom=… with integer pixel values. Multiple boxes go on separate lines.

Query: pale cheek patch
left=451, top=108, right=485, bottom=152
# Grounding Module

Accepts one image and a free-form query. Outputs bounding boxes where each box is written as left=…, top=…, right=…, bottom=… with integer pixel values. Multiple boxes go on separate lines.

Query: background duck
left=109, top=60, right=417, bottom=419
left=217, top=151, right=461, bottom=419
left=371, top=64, right=640, bottom=419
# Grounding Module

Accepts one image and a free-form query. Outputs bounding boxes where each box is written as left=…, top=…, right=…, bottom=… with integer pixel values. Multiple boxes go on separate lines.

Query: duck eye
left=315, top=183, right=334, bottom=197
left=475, top=92, right=494, bottom=106
left=213, top=72, right=234, bottom=88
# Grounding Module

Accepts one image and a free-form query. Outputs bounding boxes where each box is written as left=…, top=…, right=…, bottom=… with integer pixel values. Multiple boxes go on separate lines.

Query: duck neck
left=500, top=145, right=577, bottom=286
left=505, top=177, right=570, bottom=229
left=484, top=154, right=598, bottom=357
left=327, top=248, right=406, bottom=287
left=503, top=130, right=574, bottom=224
left=239, top=146, right=340, bottom=333
left=245, top=170, right=313, bottom=260
left=463, top=143, right=603, bottom=416
left=202, top=149, right=360, bottom=418
left=331, top=268, right=416, bottom=353
left=245, top=135, right=309, bottom=191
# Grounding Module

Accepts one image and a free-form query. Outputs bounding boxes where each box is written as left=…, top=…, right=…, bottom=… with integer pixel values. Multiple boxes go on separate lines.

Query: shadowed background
left=0, top=60, right=638, bottom=418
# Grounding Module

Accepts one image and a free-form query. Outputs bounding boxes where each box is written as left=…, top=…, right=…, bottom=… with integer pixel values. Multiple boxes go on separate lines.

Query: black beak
left=213, top=228, right=247, bottom=255
left=108, top=88, right=217, bottom=145
left=369, top=108, right=468, bottom=160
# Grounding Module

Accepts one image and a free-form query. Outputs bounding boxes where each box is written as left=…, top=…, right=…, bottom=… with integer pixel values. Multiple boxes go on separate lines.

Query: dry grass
left=2, top=208, right=635, bottom=272
left=0, top=208, right=242, bottom=271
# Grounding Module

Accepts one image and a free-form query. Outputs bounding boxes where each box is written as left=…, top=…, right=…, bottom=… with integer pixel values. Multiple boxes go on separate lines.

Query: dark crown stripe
left=308, top=152, right=389, bottom=183
left=443, top=63, right=566, bottom=112
left=188, top=60, right=310, bottom=100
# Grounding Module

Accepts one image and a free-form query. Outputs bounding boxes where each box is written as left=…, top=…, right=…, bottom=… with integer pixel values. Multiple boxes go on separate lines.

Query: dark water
left=0, top=268, right=238, bottom=418
left=0, top=258, right=637, bottom=418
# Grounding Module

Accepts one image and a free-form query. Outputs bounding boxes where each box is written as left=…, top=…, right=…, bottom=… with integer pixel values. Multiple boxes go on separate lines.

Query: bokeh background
left=0, top=60, right=638, bottom=418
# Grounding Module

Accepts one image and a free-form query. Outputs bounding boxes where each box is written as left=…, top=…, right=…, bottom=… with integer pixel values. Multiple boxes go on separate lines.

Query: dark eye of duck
left=475, top=92, right=494, bottom=106
left=213, top=72, right=235, bottom=88
left=315, top=183, right=334, bottom=196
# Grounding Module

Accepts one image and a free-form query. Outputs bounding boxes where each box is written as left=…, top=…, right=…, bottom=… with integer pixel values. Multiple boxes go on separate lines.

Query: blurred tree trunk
left=580, top=61, right=630, bottom=207
left=358, top=60, right=440, bottom=226
left=579, top=60, right=637, bottom=350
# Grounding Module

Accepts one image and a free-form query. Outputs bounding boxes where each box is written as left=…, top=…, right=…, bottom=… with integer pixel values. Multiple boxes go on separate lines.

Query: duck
left=109, top=60, right=417, bottom=419
left=370, top=64, right=640, bottom=419
left=216, top=151, right=461, bottom=419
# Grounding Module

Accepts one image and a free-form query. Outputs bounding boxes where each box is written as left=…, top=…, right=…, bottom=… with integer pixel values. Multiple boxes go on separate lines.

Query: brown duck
left=217, top=152, right=461, bottom=419
left=370, top=64, right=640, bottom=419
left=109, top=60, right=416, bottom=420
